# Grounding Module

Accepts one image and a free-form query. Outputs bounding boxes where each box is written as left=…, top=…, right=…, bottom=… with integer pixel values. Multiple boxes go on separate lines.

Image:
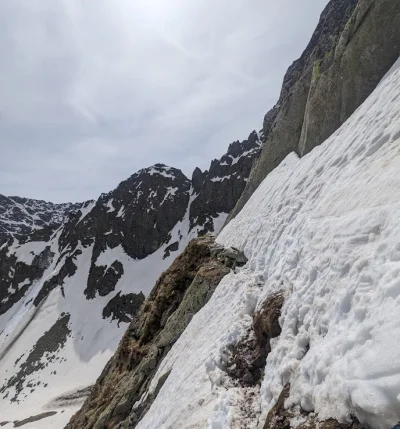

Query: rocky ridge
left=65, top=235, right=248, bottom=429
left=0, top=195, right=86, bottom=243
left=0, top=131, right=260, bottom=322
left=190, top=130, right=262, bottom=233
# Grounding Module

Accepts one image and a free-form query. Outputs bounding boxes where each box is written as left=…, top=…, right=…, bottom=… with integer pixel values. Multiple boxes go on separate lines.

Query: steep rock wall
left=228, top=0, right=400, bottom=222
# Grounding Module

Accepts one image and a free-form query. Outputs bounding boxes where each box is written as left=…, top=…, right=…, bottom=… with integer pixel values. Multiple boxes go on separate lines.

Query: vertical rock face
left=59, top=164, right=191, bottom=261
left=228, top=0, right=400, bottom=222
left=189, top=130, right=262, bottom=233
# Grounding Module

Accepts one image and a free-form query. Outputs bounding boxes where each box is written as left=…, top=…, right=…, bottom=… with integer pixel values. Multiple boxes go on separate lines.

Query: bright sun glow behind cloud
left=0, top=0, right=328, bottom=202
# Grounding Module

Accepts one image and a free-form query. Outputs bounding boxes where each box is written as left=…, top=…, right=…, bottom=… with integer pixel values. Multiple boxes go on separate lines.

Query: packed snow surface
left=135, top=58, right=400, bottom=429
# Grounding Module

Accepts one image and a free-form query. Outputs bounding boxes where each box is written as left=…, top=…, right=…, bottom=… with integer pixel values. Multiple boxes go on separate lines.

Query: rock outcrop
left=226, top=291, right=285, bottom=387
left=190, top=130, right=262, bottom=233
left=228, top=0, right=400, bottom=222
left=262, top=385, right=363, bottom=429
left=65, top=235, right=248, bottom=429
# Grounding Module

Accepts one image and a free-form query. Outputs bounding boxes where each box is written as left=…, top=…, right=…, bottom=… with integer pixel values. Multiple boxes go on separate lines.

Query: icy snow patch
left=76, top=201, right=96, bottom=224
left=211, top=175, right=231, bottom=182
left=116, top=206, right=125, bottom=218
left=7, top=240, right=48, bottom=265
left=105, top=198, right=115, bottom=213
left=161, top=187, right=179, bottom=205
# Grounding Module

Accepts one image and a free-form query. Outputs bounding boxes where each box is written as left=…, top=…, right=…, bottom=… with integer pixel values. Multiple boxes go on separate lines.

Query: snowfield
left=132, top=58, right=400, bottom=429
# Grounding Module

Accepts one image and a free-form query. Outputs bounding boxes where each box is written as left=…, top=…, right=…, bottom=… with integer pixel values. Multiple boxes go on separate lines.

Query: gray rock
left=102, top=292, right=145, bottom=325
left=228, top=0, right=400, bottom=223
left=190, top=130, right=262, bottom=234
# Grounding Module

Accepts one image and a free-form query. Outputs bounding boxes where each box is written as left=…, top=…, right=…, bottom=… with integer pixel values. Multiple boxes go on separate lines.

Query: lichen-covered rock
left=65, top=236, right=246, bottom=429
left=299, top=0, right=400, bottom=155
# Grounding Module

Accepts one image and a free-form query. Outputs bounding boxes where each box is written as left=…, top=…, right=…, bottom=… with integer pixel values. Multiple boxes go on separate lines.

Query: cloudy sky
left=0, top=0, right=328, bottom=202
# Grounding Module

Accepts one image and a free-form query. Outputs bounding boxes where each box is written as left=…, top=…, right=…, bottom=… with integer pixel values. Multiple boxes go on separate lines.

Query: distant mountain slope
left=0, top=131, right=261, bottom=427
left=0, top=195, right=86, bottom=242
left=190, top=130, right=262, bottom=233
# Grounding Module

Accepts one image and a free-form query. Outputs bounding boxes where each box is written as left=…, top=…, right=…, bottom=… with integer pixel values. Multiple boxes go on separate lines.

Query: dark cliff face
left=35, top=164, right=192, bottom=304
left=0, top=243, right=53, bottom=316
left=228, top=0, right=400, bottom=222
left=189, top=130, right=262, bottom=234
left=59, top=164, right=191, bottom=262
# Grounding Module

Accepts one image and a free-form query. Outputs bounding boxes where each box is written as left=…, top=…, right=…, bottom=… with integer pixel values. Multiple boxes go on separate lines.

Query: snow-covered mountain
left=0, top=132, right=261, bottom=427
left=0, top=195, right=86, bottom=242
left=155, top=56, right=400, bottom=429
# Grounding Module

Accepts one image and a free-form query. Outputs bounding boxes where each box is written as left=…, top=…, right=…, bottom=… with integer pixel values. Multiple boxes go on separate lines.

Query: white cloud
left=0, top=0, right=328, bottom=202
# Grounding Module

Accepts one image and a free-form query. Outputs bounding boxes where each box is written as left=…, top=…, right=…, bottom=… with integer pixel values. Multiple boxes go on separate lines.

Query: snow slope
left=132, top=58, right=400, bottom=429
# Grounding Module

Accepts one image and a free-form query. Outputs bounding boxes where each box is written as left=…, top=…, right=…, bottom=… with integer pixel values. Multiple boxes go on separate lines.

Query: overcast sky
left=0, top=0, right=328, bottom=203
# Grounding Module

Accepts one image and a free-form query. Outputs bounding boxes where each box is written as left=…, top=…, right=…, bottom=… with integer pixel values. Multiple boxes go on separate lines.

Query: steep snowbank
left=132, top=58, right=400, bottom=429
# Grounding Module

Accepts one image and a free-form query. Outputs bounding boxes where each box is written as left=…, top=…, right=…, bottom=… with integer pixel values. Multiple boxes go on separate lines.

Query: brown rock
left=263, top=385, right=363, bottom=429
